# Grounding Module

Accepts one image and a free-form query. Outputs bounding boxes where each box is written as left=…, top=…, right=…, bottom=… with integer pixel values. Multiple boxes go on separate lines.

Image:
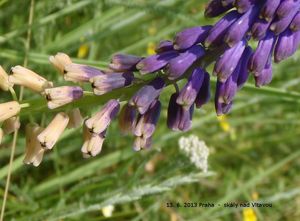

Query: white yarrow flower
left=178, top=135, right=209, bottom=172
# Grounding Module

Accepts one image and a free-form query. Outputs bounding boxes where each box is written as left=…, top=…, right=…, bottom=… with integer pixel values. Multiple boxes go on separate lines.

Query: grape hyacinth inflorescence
left=1, top=0, right=300, bottom=166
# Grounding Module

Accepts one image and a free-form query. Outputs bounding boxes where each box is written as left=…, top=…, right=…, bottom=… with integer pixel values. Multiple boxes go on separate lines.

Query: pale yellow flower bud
left=9, top=66, right=53, bottom=93
left=67, top=108, right=83, bottom=128
left=23, top=124, right=45, bottom=167
left=49, top=52, right=72, bottom=74
left=0, top=101, right=21, bottom=122
left=37, top=112, right=69, bottom=150
left=81, top=124, right=105, bottom=158
left=0, top=66, right=13, bottom=91
left=2, top=117, right=20, bottom=134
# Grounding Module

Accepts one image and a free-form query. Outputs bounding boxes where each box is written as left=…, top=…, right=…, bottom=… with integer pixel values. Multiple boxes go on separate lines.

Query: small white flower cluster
left=178, top=135, right=209, bottom=173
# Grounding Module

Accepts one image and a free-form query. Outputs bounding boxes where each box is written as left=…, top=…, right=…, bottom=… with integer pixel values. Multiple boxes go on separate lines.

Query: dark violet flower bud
left=129, top=77, right=165, bottom=114
left=259, top=0, right=281, bottom=22
left=85, top=99, right=120, bottom=134
left=90, top=72, right=134, bottom=95
left=165, top=45, right=205, bottom=80
left=290, top=12, right=300, bottom=32
left=136, top=51, right=178, bottom=75
left=64, top=63, right=104, bottom=82
left=176, top=68, right=205, bottom=109
left=215, top=99, right=233, bottom=116
left=205, top=10, right=240, bottom=48
left=292, top=31, right=300, bottom=54
left=237, top=46, right=252, bottom=88
left=167, top=93, right=194, bottom=132
left=133, top=136, right=152, bottom=151
left=44, top=86, right=83, bottom=109
left=195, top=71, right=211, bottom=108
left=255, top=57, right=273, bottom=87
left=276, top=0, right=300, bottom=20
left=109, top=54, right=142, bottom=72
left=270, top=4, right=300, bottom=35
left=213, top=39, right=246, bottom=82
left=173, top=26, right=212, bottom=50
left=251, top=18, right=271, bottom=40
left=234, top=0, right=256, bottom=14
left=118, top=103, right=137, bottom=135
left=274, top=29, right=295, bottom=63
left=248, top=31, right=276, bottom=75
left=155, top=40, right=174, bottom=53
left=134, top=100, right=161, bottom=139
left=221, top=0, right=234, bottom=7
left=224, top=5, right=260, bottom=47
left=205, top=0, right=233, bottom=18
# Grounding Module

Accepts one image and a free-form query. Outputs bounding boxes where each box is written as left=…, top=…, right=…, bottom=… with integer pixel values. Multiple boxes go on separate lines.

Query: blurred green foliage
left=0, top=0, right=300, bottom=220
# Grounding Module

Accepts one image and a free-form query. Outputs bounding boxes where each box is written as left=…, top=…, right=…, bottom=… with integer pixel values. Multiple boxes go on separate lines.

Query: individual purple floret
left=134, top=100, right=161, bottom=139
left=276, top=0, right=300, bottom=20
left=213, top=39, right=246, bottom=82
left=215, top=99, right=233, bottom=116
left=90, top=72, right=134, bottom=95
left=274, top=29, right=295, bottom=63
left=237, top=46, right=252, bottom=88
left=205, top=10, right=240, bottom=47
left=259, top=0, right=281, bottom=22
left=173, top=26, right=212, bottom=50
left=165, top=45, right=205, bottom=80
left=270, top=4, right=300, bottom=35
left=195, top=71, right=211, bottom=108
left=136, top=51, right=178, bottom=75
left=205, top=0, right=233, bottom=18
left=251, top=18, right=271, bottom=40
left=109, top=54, right=142, bottom=72
left=234, top=0, right=256, bottom=14
left=248, top=31, right=276, bottom=75
left=176, top=68, right=205, bottom=109
left=290, top=12, right=300, bottom=32
left=224, top=4, right=260, bottom=47
left=129, top=77, right=165, bottom=114
left=167, top=93, right=194, bottom=132
left=255, top=57, right=273, bottom=87
left=118, top=103, right=137, bottom=135
left=155, top=40, right=174, bottom=53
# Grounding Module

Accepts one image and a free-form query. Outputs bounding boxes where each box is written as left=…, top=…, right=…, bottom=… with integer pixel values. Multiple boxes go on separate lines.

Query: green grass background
left=0, top=0, right=300, bottom=220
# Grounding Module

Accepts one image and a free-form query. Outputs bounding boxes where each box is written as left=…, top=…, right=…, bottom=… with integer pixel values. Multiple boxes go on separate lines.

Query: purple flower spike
left=237, top=46, right=252, bottom=88
left=251, top=18, right=271, bottom=40
left=136, top=51, right=178, bottom=75
left=195, top=71, right=211, bottom=108
left=134, top=100, right=161, bottom=139
left=259, top=0, right=281, bottom=22
left=167, top=93, right=194, bottom=132
left=270, top=4, right=300, bottom=35
left=176, top=68, right=205, bottom=109
left=118, top=103, right=137, bottom=135
left=129, top=77, right=165, bottom=114
left=173, top=26, right=212, bottom=50
left=90, top=72, right=134, bottom=95
left=290, top=12, right=300, bottom=32
left=234, top=0, right=256, bottom=14
left=85, top=99, right=120, bottom=134
left=274, top=29, right=297, bottom=63
left=248, top=32, right=276, bottom=75
left=255, top=57, right=273, bottom=87
left=205, top=10, right=240, bottom=48
left=155, top=40, right=174, bottom=53
left=276, top=0, right=300, bottom=20
left=225, top=5, right=260, bottom=47
left=213, top=39, right=246, bottom=82
left=166, top=45, right=206, bottom=80
left=205, top=0, right=233, bottom=18
left=109, top=54, right=142, bottom=72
